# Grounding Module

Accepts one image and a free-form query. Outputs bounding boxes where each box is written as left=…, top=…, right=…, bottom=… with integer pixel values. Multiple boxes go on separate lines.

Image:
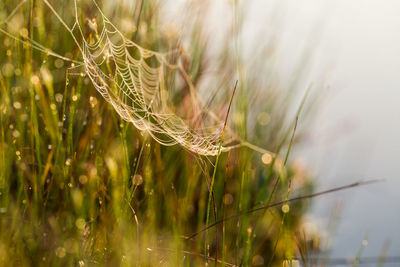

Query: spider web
left=1, top=0, right=275, bottom=158
left=80, top=3, right=230, bottom=156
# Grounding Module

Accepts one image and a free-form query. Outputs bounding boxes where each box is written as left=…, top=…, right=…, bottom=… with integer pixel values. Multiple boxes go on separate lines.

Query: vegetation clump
left=0, top=0, right=329, bottom=266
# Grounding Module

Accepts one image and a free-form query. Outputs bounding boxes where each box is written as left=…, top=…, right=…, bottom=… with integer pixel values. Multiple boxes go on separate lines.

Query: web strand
left=0, top=0, right=276, bottom=157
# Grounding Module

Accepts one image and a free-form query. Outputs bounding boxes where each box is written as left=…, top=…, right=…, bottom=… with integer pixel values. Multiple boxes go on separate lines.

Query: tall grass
left=0, top=0, right=327, bottom=266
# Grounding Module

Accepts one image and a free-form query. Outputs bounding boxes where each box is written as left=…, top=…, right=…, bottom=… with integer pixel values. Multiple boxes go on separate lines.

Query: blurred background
left=252, top=0, right=400, bottom=260
left=1, top=0, right=399, bottom=265
left=169, top=0, right=400, bottom=258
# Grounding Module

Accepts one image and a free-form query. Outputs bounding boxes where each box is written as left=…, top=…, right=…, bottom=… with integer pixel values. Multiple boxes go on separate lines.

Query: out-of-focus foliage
left=0, top=0, right=321, bottom=266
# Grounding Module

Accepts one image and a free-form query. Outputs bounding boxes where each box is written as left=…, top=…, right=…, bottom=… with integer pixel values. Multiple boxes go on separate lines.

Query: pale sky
left=261, top=0, right=400, bottom=259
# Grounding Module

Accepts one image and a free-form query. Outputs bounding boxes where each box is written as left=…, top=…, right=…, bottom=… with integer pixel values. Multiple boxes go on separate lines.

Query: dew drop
left=282, top=204, right=290, bottom=213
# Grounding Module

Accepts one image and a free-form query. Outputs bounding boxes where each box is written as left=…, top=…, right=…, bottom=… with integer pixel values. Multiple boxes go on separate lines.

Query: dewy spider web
left=81, top=12, right=228, bottom=155
left=1, top=0, right=275, bottom=157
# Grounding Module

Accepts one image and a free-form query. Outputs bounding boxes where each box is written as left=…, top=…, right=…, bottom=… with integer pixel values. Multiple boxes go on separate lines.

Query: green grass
left=0, top=0, right=325, bottom=266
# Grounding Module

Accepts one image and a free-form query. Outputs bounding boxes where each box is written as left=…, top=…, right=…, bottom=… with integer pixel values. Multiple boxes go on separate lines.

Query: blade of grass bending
left=250, top=85, right=310, bottom=264
left=129, top=140, right=146, bottom=202
left=222, top=150, right=232, bottom=267
left=267, top=86, right=312, bottom=265
left=204, top=80, right=238, bottom=262
left=267, top=116, right=299, bottom=266
left=254, top=84, right=311, bottom=207
left=202, top=156, right=219, bottom=266
left=187, top=179, right=383, bottom=240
